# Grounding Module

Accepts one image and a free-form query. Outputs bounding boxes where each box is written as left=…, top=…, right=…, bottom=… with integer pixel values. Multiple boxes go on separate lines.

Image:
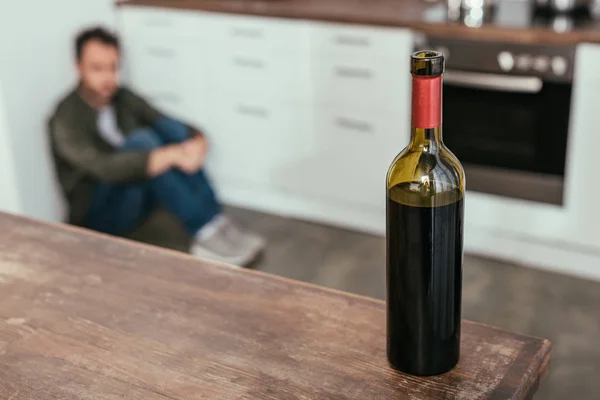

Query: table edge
left=0, top=212, right=553, bottom=341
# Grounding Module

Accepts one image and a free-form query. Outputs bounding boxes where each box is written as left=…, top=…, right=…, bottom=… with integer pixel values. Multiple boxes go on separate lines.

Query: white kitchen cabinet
left=117, top=6, right=600, bottom=280
left=303, top=23, right=412, bottom=217
left=119, top=7, right=413, bottom=233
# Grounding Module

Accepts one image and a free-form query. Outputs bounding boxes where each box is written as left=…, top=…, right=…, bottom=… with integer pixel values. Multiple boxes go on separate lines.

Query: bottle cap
left=411, top=51, right=445, bottom=76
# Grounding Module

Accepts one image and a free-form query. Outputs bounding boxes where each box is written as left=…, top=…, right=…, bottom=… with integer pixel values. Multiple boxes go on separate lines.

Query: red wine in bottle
left=386, top=51, right=465, bottom=376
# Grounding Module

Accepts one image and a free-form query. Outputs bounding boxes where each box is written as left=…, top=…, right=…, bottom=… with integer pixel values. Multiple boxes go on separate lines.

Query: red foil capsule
left=411, top=75, right=442, bottom=129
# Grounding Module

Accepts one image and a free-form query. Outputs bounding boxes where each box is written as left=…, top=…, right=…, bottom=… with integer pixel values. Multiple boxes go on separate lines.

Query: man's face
left=77, top=40, right=119, bottom=103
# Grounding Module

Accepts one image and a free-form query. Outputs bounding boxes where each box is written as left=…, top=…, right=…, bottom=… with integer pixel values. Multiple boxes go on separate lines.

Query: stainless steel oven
left=419, top=38, right=576, bottom=205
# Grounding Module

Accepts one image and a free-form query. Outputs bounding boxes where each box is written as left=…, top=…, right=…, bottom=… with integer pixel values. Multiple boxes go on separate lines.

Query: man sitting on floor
left=49, top=27, right=264, bottom=266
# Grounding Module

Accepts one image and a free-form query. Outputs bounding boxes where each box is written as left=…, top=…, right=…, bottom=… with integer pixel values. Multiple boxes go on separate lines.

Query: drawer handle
left=144, top=18, right=174, bottom=28
left=233, top=57, right=265, bottom=69
left=335, top=67, right=372, bottom=79
left=336, top=117, right=372, bottom=133
left=146, top=48, right=176, bottom=58
left=334, top=35, right=371, bottom=47
left=231, top=27, right=264, bottom=39
left=236, top=105, right=269, bottom=118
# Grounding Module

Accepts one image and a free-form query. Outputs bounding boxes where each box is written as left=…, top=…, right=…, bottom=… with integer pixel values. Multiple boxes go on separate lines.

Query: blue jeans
left=84, top=117, right=221, bottom=236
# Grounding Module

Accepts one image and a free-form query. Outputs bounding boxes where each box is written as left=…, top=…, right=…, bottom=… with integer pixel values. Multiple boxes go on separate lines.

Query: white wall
left=0, top=82, right=22, bottom=214
left=0, top=0, right=116, bottom=221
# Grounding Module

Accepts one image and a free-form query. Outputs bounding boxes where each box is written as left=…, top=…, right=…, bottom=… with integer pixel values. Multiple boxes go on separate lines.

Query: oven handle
left=444, top=70, right=543, bottom=93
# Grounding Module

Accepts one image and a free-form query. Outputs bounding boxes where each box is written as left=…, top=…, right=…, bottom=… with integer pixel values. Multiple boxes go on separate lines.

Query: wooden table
left=0, top=212, right=551, bottom=399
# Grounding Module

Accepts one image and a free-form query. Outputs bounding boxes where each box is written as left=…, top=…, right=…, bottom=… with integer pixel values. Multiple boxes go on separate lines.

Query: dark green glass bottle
left=386, top=51, right=465, bottom=376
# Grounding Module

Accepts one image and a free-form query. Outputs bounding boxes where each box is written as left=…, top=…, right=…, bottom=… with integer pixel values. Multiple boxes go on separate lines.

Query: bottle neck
left=410, top=75, right=443, bottom=151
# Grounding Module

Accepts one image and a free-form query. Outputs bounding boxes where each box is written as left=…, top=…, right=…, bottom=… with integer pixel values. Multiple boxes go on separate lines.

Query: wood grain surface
left=0, top=212, right=551, bottom=399
left=117, top=0, right=600, bottom=45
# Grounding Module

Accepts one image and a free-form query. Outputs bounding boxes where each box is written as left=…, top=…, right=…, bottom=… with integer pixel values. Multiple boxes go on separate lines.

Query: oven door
left=443, top=70, right=572, bottom=205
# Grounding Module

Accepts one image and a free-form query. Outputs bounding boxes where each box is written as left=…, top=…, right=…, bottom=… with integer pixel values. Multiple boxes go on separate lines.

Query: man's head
left=76, top=27, right=120, bottom=105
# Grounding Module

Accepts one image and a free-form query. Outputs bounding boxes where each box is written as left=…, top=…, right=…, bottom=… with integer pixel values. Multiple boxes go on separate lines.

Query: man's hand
left=146, top=136, right=208, bottom=177
left=147, top=145, right=183, bottom=177
left=176, top=136, right=208, bottom=174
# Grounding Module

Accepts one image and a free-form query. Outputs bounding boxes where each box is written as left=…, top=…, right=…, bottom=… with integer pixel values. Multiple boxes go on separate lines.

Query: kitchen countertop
left=0, top=211, right=551, bottom=399
left=117, top=0, right=600, bottom=45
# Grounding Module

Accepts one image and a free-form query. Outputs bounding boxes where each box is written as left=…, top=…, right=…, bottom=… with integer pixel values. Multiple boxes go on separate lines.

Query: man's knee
left=122, top=128, right=163, bottom=151
left=153, top=117, right=190, bottom=144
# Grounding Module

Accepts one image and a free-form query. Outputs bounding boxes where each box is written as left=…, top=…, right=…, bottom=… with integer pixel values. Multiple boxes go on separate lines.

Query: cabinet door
left=206, top=94, right=309, bottom=191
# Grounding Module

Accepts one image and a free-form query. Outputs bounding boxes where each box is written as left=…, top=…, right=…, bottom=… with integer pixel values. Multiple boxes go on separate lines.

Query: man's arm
left=52, top=119, right=153, bottom=183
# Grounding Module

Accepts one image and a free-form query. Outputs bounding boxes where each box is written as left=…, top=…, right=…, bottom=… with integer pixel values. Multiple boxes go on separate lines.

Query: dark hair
left=75, top=27, right=119, bottom=60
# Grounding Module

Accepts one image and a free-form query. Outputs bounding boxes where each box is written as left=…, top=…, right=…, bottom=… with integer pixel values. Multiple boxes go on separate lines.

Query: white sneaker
left=221, top=216, right=266, bottom=258
left=191, top=220, right=259, bottom=267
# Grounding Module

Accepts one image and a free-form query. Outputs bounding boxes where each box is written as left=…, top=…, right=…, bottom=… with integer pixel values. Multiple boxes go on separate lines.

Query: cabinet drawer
left=206, top=14, right=307, bottom=58
left=125, top=41, right=188, bottom=91
left=207, top=95, right=307, bottom=188
left=318, top=110, right=407, bottom=144
left=125, top=40, right=213, bottom=93
left=142, top=90, right=212, bottom=130
left=312, top=56, right=410, bottom=111
left=300, top=106, right=407, bottom=207
left=143, top=91, right=189, bottom=120
left=210, top=51, right=308, bottom=101
left=120, top=7, right=204, bottom=39
left=312, top=23, right=412, bottom=61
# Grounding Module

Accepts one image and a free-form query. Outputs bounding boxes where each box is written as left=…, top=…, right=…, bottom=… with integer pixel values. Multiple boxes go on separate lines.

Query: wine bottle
left=386, top=51, right=465, bottom=376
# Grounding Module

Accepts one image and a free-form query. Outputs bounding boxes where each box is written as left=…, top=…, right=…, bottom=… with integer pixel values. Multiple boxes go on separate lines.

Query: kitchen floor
left=227, top=206, right=600, bottom=400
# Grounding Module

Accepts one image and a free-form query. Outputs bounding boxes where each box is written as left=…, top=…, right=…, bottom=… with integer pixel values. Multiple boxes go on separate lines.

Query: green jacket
left=49, top=87, right=163, bottom=226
